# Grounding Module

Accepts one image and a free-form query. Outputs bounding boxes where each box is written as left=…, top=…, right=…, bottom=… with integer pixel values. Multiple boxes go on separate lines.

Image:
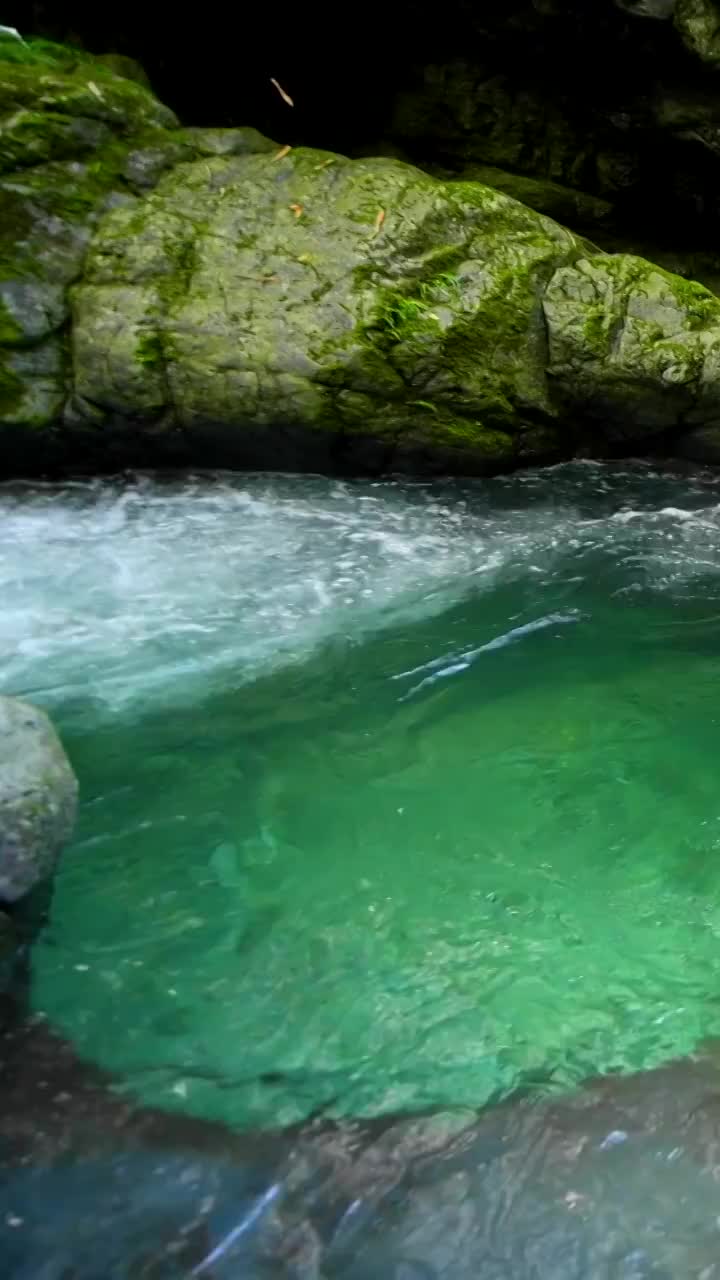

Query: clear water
left=4, top=463, right=720, bottom=1130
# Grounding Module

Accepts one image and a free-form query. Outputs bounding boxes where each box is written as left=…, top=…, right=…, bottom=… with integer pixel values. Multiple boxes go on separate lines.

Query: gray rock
left=0, top=696, right=78, bottom=903
left=0, top=279, right=67, bottom=344
left=543, top=254, right=720, bottom=438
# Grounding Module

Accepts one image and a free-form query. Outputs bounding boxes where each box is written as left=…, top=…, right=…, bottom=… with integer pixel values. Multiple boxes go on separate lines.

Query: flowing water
left=4, top=461, right=720, bottom=1138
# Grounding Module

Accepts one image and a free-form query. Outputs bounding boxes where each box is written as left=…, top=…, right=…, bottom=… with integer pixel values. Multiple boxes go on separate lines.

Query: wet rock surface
left=3, top=1001, right=720, bottom=1278
left=0, top=696, right=77, bottom=904
left=6, top=39, right=720, bottom=474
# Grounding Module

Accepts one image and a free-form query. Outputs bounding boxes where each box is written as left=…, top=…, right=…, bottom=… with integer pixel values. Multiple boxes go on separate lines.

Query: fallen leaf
left=289, top=203, right=304, bottom=219
left=372, top=208, right=386, bottom=237
left=273, top=144, right=292, bottom=162
left=271, top=78, right=294, bottom=108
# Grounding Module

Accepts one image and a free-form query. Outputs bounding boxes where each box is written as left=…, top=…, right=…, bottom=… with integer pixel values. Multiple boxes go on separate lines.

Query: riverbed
left=3, top=461, right=720, bottom=1274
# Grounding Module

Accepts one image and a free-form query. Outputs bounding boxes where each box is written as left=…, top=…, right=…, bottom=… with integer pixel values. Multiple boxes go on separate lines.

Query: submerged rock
left=4, top=1006, right=720, bottom=1278
left=0, top=696, right=77, bottom=903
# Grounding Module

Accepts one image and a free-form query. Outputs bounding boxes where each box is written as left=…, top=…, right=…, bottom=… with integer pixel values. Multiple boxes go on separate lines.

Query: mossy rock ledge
left=4, top=42, right=720, bottom=475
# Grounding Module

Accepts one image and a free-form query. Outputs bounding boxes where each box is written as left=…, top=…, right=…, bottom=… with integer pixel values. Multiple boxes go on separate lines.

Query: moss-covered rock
left=65, top=147, right=587, bottom=472
left=442, top=165, right=615, bottom=236
left=61, top=140, right=720, bottom=471
left=544, top=255, right=720, bottom=436
left=6, top=39, right=720, bottom=474
left=0, top=38, right=183, bottom=441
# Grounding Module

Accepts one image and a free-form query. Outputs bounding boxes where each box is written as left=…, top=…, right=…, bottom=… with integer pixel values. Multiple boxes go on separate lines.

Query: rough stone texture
left=0, top=39, right=179, bottom=437
left=65, top=148, right=590, bottom=472
left=0, top=696, right=78, bottom=903
left=544, top=254, right=720, bottom=437
left=441, top=165, right=616, bottom=234
left=61, top=144, right=720, bottom=470
left=6, top=39, right=720, bottom=473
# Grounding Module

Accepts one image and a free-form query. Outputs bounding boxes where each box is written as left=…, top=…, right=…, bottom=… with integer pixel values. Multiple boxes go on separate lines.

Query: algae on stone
left=70, top=148, right=583, bottom=471
left=544, top=255, right=720, bottom=436
left=0, top=38, right=180, bottom=440
left=7, top=38, right=720, bottom=473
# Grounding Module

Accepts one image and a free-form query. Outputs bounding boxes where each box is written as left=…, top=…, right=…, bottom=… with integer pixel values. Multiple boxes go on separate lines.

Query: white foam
left=1, top=465, right=718, bottom=715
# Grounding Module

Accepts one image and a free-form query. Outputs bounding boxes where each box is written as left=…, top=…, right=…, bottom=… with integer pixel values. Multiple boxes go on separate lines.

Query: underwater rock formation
left=3, top=1001, right=720, bottom=1278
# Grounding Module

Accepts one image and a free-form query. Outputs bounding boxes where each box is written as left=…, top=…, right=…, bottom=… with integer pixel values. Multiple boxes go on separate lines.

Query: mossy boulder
left=0, top=39, right=181, bottom=439
left=62, top=143, right=720, bottom=470
left=544, top=255, right=720, bottom=437
left=6, top=41, right=720, bottom=473
left=443, top=165, right=615, bottom=236
left=66, top=148, right=589, bottom=472
left=0, top=696, right=78, bottom=904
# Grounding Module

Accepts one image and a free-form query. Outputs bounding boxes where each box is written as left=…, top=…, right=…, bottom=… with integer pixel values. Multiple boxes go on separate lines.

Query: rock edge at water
left=0, top=695, right=77, bottom=905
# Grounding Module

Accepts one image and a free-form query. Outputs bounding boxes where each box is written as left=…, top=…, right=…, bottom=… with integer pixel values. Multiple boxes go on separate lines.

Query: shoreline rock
left=0, top=696, right=77, bottom=905
left=3, top=997, right=720, bottom=1277
left=5, top=41, right=720, bottom=477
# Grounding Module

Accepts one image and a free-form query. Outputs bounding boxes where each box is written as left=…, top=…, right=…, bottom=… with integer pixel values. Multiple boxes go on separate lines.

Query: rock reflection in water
left=2, top=1009, right=720, bottom=1278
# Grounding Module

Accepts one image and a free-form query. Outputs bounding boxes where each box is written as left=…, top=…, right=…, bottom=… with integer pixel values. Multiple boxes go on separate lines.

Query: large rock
left=6, top=39, right=720, bottom=473
left=0, top=38, right=184, bottom=446
left=63, top=145, right=720, bottom=470
left=0, top=696, right=78, bottom=903
left=67, top=148, right=587, bottom=472
left=544, top=253, right=720, bottom=436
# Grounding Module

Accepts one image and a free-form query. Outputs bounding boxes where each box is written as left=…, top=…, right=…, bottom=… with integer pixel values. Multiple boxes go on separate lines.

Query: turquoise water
left=5, top=463, right=720, bottom=1130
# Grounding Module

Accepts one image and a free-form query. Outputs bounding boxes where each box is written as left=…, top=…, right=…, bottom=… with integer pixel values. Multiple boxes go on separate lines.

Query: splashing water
left=5, top=462, right=720, bottom=1128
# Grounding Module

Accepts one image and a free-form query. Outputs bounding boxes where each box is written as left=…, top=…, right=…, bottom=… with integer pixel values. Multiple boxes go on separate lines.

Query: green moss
left=0, top=38, right=82, bottom=69
left=431, top=419, right=513, bottom=451
left=0, top=360, right=25, bottom=417
left=373, top=293, right=439, bottom=343
left=0, top=298, right=23, bottom=345
left=135, top=331, right=164, bottom=368
left=366, top=270, right=461, bottom=347
left=582, top=308, right=612, bottom=357
left=667, top=274, right=720, bottom=329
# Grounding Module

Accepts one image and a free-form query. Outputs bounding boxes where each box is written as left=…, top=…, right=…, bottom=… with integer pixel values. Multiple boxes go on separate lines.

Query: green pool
left=5, top=463, right=720, bottom=1130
